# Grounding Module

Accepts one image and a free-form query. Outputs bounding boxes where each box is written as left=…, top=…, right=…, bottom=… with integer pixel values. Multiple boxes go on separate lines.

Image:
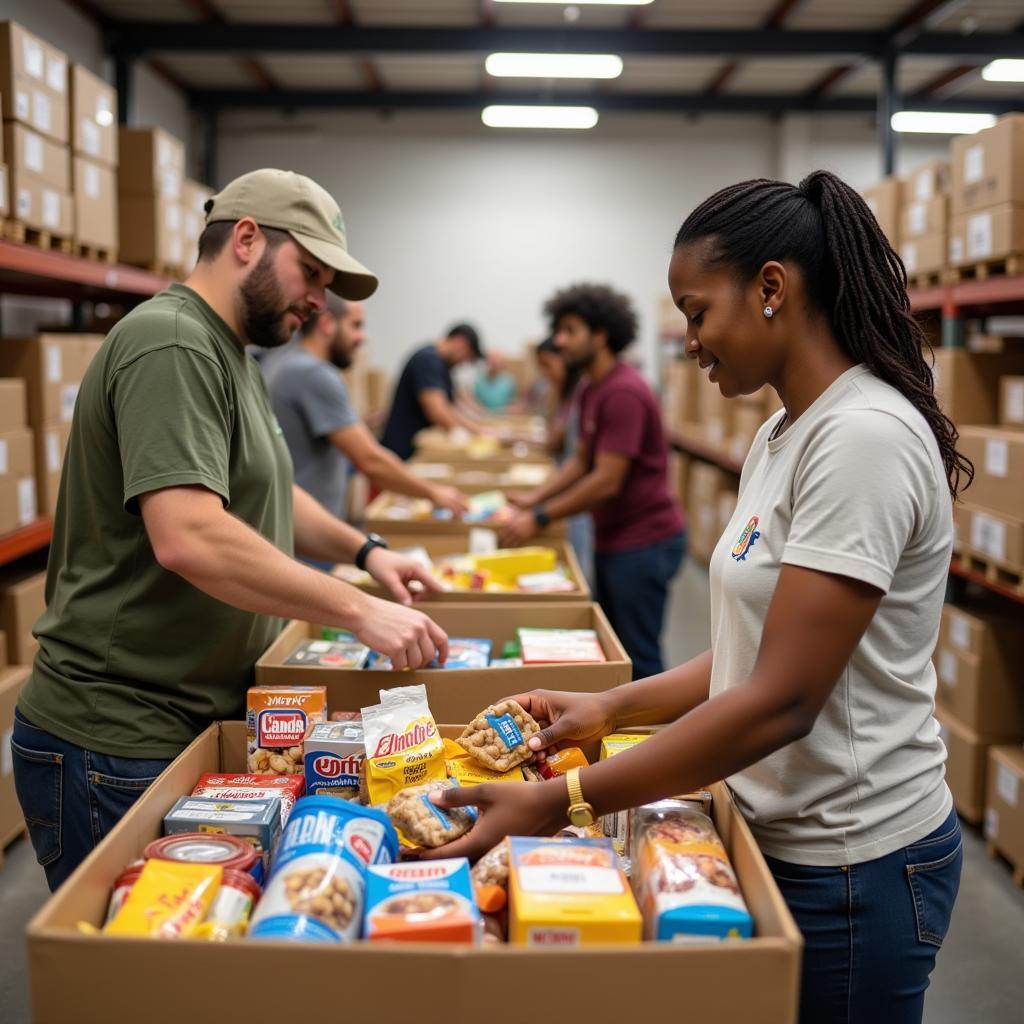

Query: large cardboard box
left=662, top=359, right=701, bottom=433
left=333, top=534, right=590, bottom=603
left=117, top=125, right=183, bottom=200
left=687, top=462, right=729, bottom=564
left=2, top=122, right=68, bottom=191
left=33, top=421, right=70, bottom=519
left=0, top=21, right=68, bottom=144
left=1000, top=375, right=1024, bottom=428
left=903, top=159, right=950, bottom=205
left=0, top=665, right=32, bottom=852
left=257, top=603, right=631, bottom=718
left=69, top=63, right=116, bottom=166
left=72, top=155, right=117, bottom=251
left=408, top=462, right=552, bottom=495
left=985, top=745, right=1024, bottom=881
left=0, top=428, right=37, bottom=534
left=26, top=719, right=801, bottom=1024
left=365, top=491, right=566, bottom=539
left=901, top=197, right=948, bottom=242
left=957, top=503, right=1024, bottom=572
left=900, top=232, right=946, bottom=277
left=697, top=376, right=735, bottom=449
left=861, top=177, right=901, bottom=246
left=0, top=378, right=27, bottom=433
left=931, top=348, right=1024, bottom=427
left=0, top=568, right=45, bottom=665
left=935, top=704, right=1017, bottom=826
left=948, top=203, right=1024, bottom=268
left=957, top=426, right=1024, bottom=518
left=117, top=196, right=184, bottom=269
left=365, top=367, right=390, bottom=419
left=6, top=167, right=72, bottom=237
left=181, top=177, right=213, bottom=269
left=0, top=333, right=99, bottom=428
left=950, top=115, right=1024, bottom=216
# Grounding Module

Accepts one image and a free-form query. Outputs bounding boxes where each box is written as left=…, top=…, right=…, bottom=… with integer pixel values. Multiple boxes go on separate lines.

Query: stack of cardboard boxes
left=117, top=126, right=186, bottom=273
left=0, top=21, right=71, bottom=241
left=0, top=664, right=32, bottom=862
left=69, top=63, right=117, bottom=258
left=181, top=177, right=214, bottom=274
left=949, top=114, right=1024, bottom=275
left=861, top=176, right=902, bottom=251
left=899, top=161, right=951, bottom=283
left=0, top=378, right=36, bottom=536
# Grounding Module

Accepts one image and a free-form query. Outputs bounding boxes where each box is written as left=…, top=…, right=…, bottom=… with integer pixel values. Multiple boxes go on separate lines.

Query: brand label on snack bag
left=258, top=710, right=307, bottom=746
left=485, top=712, right=524, bottom=751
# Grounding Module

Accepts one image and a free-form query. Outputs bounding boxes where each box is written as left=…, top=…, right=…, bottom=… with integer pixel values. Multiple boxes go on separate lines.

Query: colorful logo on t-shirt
left=731, top=515, right=761, bottom=561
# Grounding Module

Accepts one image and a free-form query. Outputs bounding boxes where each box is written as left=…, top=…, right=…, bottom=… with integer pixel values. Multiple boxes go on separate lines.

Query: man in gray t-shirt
left=262, top=295, right=468, bottom=522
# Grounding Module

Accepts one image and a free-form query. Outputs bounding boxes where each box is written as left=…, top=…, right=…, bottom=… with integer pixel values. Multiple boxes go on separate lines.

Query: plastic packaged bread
left=629, top=800, right=753, bottom=943
left=457, top=699, right=540, bottom=773
left=386, top=779, right=478, bottom=849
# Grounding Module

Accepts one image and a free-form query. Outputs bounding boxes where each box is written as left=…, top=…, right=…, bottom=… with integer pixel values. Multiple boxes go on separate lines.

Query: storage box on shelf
left=984, top=745, right=1024, bottom=887
left=408, top=461, right=552, bottom=495
left=1001, top=375, right=1024, bottom=427
left=256, top=602, right=631, bottom=720
left=900, top=160, right=951, bottom=287
left=661, top=359, right=700, bottom=434
left=26, top=718, right=801, bottom=1024
left=931, top=349, right=1024, bottom=426
left=687, top=462, right=730, bottom=564
left=68, top=63, right=117, bottom=260
left=861, top=177, right=901, bottom=249
left=33, top=421, right=70, bottom=519
left=0, top=21, right=68, bottom=145
left=0, top=665, right=31, bottom=864
left=2, top=120, right=72, bottom=247
left=180, top=178, right=213, bottom=274
left=0, top=566, right=44, bottom=664
left=956, top=427, right=1024, bottom=530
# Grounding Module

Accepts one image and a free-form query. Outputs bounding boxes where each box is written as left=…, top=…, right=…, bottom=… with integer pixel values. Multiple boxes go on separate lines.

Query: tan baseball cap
left=204, top=168, right=378, bottom=300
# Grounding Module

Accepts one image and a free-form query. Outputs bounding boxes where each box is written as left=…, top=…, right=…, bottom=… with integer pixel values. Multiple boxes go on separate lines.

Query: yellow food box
left=600, top=734, right=652, bottom=855
left=470, top=547, right=557, bottom=586
left=509, top=836, right=641, bottom=947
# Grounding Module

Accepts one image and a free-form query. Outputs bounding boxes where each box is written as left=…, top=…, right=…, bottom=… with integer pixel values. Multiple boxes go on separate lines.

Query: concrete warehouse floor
left=1, top=561, right=1022, bottom=1022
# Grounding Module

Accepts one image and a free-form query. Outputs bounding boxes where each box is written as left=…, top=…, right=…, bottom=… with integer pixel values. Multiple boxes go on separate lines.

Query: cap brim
left=290, top=230, right=379, bottom=300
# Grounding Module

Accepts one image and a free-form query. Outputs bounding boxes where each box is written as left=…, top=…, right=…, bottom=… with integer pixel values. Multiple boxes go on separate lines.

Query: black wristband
left=355, top=533, right=388, bottom=571
left=533, top=506, right=551, bottom=529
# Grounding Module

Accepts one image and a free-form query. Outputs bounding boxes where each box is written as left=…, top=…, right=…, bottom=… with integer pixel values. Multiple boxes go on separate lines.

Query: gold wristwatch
left=565, top=767, right=596, bottom=828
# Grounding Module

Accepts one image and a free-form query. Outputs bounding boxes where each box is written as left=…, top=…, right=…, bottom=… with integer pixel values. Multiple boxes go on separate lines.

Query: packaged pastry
left=386, top=779, right=477, bottom=849
left=630, top=801, right=752, bottom=943
left=246, top=685, right=327, bottom=775
left=361, top=684, right=446, bottom=804
left=365, top=858, right=480, bottom=943
left=457, top=699, right=540, bottom=773
left=104, top=859, right=222, bottom=938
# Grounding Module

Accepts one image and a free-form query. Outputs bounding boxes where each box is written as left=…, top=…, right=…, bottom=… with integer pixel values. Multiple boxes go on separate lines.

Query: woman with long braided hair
left=424, top=170, right=967, bottom=1023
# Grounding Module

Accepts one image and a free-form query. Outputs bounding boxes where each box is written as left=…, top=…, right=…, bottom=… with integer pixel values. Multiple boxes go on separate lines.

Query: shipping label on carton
left=246, top=685, right=327, bottom=775
left=303, top=721, right=365, bottom=798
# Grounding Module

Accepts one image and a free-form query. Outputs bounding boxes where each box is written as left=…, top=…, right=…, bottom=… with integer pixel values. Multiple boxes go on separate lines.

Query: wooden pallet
left=957, top=551, right=1024, bottom=597
left=2, top=219, right=73, bottom=254
left=0, top=825, right=27, bottom=870
left=74, top=243, right=116, bottom=264
left=986, top=841, right=1024, bottom=888
left=907, top=268, right=945, bottom=290
left=948, top=254, right=1024, bottom=283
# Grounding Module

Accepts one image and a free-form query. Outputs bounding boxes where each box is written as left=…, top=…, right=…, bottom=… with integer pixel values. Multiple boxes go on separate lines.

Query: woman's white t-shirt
left=709, top=365, right=953, bottom=866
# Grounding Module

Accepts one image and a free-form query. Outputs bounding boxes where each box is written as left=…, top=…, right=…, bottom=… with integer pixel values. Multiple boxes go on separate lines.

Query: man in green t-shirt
left=12, top=168, right=449, bottom=890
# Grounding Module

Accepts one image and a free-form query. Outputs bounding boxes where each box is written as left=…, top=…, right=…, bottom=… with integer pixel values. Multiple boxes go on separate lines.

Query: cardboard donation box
left=72, top=155, right=117, bottom=252
left=69, top=63, right=116, bottom=166
left=950, top=115, right=1024, bottom=215
left=26, top=719, right=802, bottom=1024
left=0, top=21, right=68, bottom=144
left=956, top=427, right=1024, bottom=520
left=0, top=666, right=31, bottom=855
left=0, top=568, right=45, bottom=664
left=931, top=349, right=1024, bottom=427
left=256, top=602, right=631, bottom=720
left=861, top=177, right=901, bottom=247
left=985, top=746, right=1024, bottom=884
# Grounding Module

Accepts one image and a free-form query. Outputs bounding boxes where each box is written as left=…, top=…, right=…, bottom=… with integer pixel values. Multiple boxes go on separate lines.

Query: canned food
left=248, top=796, right=398, bottom=943
left=144, top=833, right=262, bottom=883
left=199, top=869, right=262, bottom=941
left=104, top=863, right=144, bottom=924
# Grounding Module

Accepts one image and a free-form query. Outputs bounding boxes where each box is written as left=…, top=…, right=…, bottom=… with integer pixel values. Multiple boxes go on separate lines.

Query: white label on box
left=0, top=439, right=9, bottom=475
left=16, top=187, right=31, bottom=218
left=82, top=118, right=101, bottom=157
left=15, top=87, right=30, bottom=120
left=166, top=203, right=181, bottom=231
left=41, top=189, right=60, bottom=229
left=908, top=203, right=927, bottom=236
left=972, top=512, right=1006, bottom=561
left=18, top=478, right=37, bottom=525
left=949, top=614, right=970, bottom=651
left=938, top=649, right=957, bottom=686
left=518, top=865, right=624, bottom=895
left=967, top=212, right=993, bottom=260
left=168, top=236, right=183, bottom=264
left=97, top=94, right=112, bottom=119
left=996, top=763, right=1020, bottom=808
left=1, top=727, right=11, bottom=777
left=1005, top=381, right=1024, bottom=425
left=32, top=90, right=51, bottom=134
left=949, top=236, right=964, bottom=264
left=46, top=55, right=67, bottom=94
left=985, top=438, right=1009, bottom=478
left=157, top=136, right=172, bottom=167
left=902, top=242, right=918, bottom=273
left=468, top=527, right=498, bottom=554
left=46, top=431, right=61, bottom=473
left=24, top=131, right=44, bottom=174
left=60, top=383, right=80, bottom=422
left=46, top=345, right=62, bottom=383
left=964, top=144, right=984, bottom=185
left=985, top=807, right=998, bottom=839
left=84, top=163, right=100, bottom=199
left=161, top=169, right=180, bottom=200
left=23, top=37, right=44, bottom=79
left=915, top=170, right=933, bottom=202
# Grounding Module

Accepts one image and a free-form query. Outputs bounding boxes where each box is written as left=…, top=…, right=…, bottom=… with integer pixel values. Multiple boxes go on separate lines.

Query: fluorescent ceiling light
left=494, top=1, right=652, bottom=5
left=482, top=105, right=599, bottom=130
left=890, top=111, right=997, bottom=135
left=485, top=53, right=623, bottom=79
left=981, top=59, right=1024, bottom=83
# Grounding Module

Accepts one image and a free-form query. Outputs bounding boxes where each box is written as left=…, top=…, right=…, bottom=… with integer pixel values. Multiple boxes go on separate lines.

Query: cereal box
left=246, top=685, right=328, bottom=775
left=509, top=836, right=641, bottom=947
left=599, top=734, right=652, bottom=855
left=365, top=858, right=480, bottom=943
left=191, top=773, right=305, bottom=825
left=303, top=721, right=365, bottom=798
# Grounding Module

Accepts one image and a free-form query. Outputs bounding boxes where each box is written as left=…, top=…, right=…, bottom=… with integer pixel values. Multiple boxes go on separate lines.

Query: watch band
left=355, top=535, right=387, bottom=571
left=566, top=766, right=585, bottom=808
left=533, top=505, right=550, bottom=529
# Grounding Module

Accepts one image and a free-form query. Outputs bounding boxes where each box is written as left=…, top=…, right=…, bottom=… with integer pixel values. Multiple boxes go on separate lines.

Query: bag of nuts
left=386, top=779, right=477, bottom=849
left=457, top=699, right=541, bottom=773
left=247, top=685, right=328, bottom=776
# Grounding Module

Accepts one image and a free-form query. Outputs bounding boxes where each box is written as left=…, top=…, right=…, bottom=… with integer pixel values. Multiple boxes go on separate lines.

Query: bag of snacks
left=386, top=779, right=477, bottom=849
left=104, top=859, right=222, bottom=938
left=457, top=699, right=540, bottom=773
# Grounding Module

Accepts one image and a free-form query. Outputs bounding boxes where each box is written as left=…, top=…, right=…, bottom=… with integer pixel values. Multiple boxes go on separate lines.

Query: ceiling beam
left=181, top=0, right=280, bottom=91
left=912, top=15, right=1024, bottom=98
left=333, top=0, right=383, bottom=93
left=188, top=87, right=1024, bottom=116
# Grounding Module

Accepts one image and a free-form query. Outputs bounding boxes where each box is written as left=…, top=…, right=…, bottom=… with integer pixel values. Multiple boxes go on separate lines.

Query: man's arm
left=139, top=485, right=448, bottom=667
left=291, top=482, right=371, bottom=563
left=541, top=449, right=628, bottom=520
left=419, top=388, right=479, bottom=434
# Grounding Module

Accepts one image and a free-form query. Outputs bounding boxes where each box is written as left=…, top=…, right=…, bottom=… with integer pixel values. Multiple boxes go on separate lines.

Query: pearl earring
left=763, top=306, right=774, bottom=319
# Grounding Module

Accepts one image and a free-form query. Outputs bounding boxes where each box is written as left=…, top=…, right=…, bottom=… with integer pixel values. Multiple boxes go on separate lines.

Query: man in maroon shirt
left=500, top=283, right=685, bottom=677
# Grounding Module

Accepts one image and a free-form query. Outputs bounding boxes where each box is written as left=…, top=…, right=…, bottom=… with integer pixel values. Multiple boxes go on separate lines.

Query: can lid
left=113, top=863, right=145, bottom=888
left=222, top=868, right=262, bottom=901
left=144, top=833, right=259, bottom=869
left=288, top=796, right=399, bottom=860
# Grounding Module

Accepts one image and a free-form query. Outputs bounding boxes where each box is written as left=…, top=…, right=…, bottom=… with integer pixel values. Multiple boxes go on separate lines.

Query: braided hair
left=674, top=170, right=972, bottom=500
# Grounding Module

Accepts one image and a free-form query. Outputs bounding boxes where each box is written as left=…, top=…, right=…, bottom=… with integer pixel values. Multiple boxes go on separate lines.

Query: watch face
left=569, top=805, right=594, bottom=827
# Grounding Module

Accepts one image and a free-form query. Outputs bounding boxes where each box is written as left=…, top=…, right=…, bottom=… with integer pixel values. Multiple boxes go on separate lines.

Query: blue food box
left=303, top=721, right=365, bottom=797
left=163, top=795, right=282, bottom=869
